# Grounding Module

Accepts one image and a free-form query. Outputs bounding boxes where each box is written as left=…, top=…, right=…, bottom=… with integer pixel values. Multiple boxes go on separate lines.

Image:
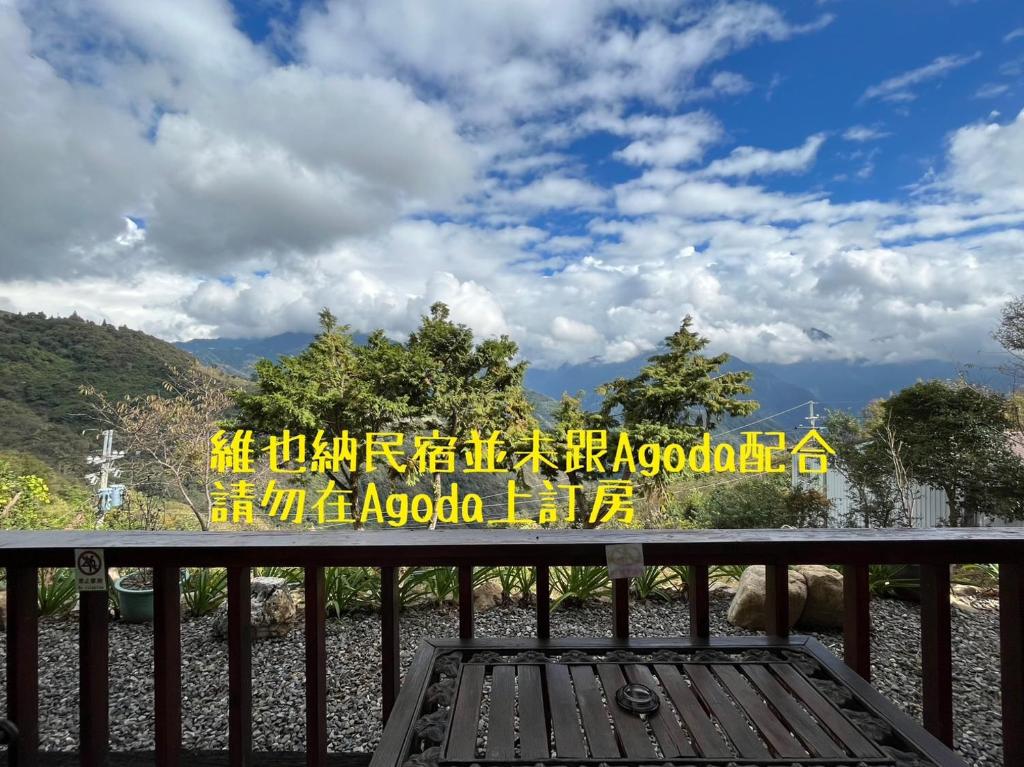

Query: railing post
left=458, top=566, right=474, bottom=640
left=153, top=566, right=182, bottom=767
left=536, top=565, right=550, bottom=640
left=1000, top=561, right=1024, bottom=765
left=227, top=566, right=252, bottom=767
left=843, top=563, right=871, bottom=681
left=764, top=564, right=789, bottom=638
left=920, top=563, right=953, bottom=747
left=305, top=567, right=328, bottom=767
left=7, top=566, right=39, bottom=766
left=612, top=578, right=629, bottom=639
left=380, top=566, right=401, bottom=723
left=79, top=589, right=109, bottom=766
left=688, top=565, right=710, bottom=639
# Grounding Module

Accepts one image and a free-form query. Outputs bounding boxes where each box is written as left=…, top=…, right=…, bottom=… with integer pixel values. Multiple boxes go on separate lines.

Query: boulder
left=726, top=566, right=806, bottom=631
left=473, top=582, right=503, bottom=611
left=213, top=576, right=297, bottom=640
left=794, top=565, right=844, bottom=629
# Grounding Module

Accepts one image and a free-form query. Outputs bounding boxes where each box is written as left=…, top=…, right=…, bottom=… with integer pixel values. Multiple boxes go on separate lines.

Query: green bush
left=183, top=568, right=228, bottom=617
left=38, top=568, right=78, bottom=617
left=694, top=475, right=830, bottom=529
left=551, top=565, right=610, bottom=609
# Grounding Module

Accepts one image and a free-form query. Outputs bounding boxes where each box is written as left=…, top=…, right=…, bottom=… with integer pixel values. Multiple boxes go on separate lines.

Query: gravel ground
left=0, top=595, right=1003, bottom=765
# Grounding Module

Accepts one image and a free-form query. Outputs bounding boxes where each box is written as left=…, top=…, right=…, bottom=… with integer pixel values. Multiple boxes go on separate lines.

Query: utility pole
left=85, top=429, right=126, bottom=524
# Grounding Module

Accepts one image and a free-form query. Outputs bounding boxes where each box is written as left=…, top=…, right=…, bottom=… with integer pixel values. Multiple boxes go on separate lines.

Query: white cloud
left=944, top=109, right=1024, bottom=208
left=1, top=1, right=1022, bottom=371
left=843, top=125, right=890, bottom=142
left=861, top=52, right=981, bottom=103
left=699, top=133, right=826, bottom=178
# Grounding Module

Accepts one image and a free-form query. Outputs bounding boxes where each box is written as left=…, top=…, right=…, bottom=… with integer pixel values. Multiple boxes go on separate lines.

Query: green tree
left=881, top=380, right=1024, bottom=526
left=233, top=310, right=415, bottom=527
left=598, top=316, right=758, bottom=514
left=405, top=303, right=534, bottom=525
left=0, top=460, right=53, bottom=529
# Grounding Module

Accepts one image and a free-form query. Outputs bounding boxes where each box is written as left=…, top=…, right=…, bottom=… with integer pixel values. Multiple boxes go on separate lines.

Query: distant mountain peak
left=804, top=327, right=833, bottom=342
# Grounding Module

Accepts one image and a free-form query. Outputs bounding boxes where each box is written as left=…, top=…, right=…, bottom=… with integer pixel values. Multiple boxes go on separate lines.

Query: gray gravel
left=0, top=595, right=1003, bottom=765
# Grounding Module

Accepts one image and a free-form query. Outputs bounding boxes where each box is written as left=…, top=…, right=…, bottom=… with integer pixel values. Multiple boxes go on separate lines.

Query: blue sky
left=1, top=0, right=1022, bottom=367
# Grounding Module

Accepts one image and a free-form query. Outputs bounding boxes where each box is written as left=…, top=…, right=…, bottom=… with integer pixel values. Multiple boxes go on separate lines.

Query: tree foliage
left=880, top=380, right=1024, bottom=526
left=83, top=364, right=236, bottom=530
left=598, top=316, right=758, bottom=448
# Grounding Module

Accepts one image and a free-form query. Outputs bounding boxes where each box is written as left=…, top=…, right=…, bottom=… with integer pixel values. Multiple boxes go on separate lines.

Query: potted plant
left=113, top=568, right=154, bottom=622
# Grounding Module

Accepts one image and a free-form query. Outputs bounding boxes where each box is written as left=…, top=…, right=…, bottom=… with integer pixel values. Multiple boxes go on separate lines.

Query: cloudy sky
left=1, top=0, right=1022, bottom=367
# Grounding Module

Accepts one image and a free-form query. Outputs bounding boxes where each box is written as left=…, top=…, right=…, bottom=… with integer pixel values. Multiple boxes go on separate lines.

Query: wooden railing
left=1, top=527, right=1023, bottom=766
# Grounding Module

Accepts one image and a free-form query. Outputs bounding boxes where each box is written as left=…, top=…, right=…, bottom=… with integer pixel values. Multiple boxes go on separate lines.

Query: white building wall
left=799, top=464, right=1024, bottom=528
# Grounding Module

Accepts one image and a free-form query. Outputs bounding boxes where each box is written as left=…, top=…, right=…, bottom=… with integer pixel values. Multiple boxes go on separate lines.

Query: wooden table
left=370, top=637, right=965, bottom=767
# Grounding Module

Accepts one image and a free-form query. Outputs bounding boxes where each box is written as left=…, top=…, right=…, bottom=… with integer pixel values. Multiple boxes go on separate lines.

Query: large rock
left=794, top=565, right=844, bottom=629
left=213, top=576, right=297, bottom=640
left=726, top=566, right=807, bottom=631
left=473, top=582, right=503, bottom=611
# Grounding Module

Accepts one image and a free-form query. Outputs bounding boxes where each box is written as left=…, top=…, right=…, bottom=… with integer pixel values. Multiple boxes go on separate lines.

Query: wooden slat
left=79, top=589, right=109, bottom=766
left=612, top=578, right=629, bottom=639
left=772, top=664, right=881, bottom=757
left=652, top=664, right=729, bottom=758
left=7, top=566, right=39, bottom=767
left=536, top=566, right=550, bottom=640
left=516, top=665, right=550, bottom=760
left=842, top=563, right=871, bottom=681
left=1000, top=561, right=1024, bottom=766
left=596, top=664, right=655, bottom=759
left=920, top=563, right=953, bottom=747
left=153, top=566, right=181, bottom=767
left=458, top=566, right=473, bottom=640
left=484, top=666, right=515, bottom=760
left=764, top=564, right=789, bottom=638
left=369, top=642, right=435, bottom=767
left=713, top=665, right=805, bottom=758
left=684, top=664, right=769, bottom=758
left=227, top=566, right=252, bottom=767
left=624, top=664, right=693, bottom=757
left=305, top=568, right=327, bottom=767
left=380, top=567, right=400, bottom=724
left=568, top=665, right=619, bottom=758
left=742, top=664, right=844, bottom=757
left=544, top=664, right=586, bottom=758
left=688, top=565, right=710, bottom=639
left=446, top=665, right=485, bottom=760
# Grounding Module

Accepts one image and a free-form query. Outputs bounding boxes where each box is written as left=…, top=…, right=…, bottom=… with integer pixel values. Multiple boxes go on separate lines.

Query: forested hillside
left=0, top=311, right=196, bottom=473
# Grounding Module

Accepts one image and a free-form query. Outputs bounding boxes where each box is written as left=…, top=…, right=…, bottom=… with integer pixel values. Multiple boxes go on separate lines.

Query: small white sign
left=74, top=548, right=107, bottom=591
left=606, top=543, right=644, bottom=579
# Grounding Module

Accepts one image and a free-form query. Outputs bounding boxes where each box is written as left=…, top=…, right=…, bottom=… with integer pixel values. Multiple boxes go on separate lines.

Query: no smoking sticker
left=74, top=548, right=106, bottom=591
left=606, top=543, right=644, bottom=579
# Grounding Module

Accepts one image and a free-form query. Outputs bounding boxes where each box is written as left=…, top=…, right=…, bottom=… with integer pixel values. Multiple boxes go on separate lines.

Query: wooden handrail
left=2, top=527, right=1023, bottom=565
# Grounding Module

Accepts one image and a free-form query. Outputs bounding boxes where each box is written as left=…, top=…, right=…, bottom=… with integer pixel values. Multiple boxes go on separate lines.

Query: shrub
left=695, top=475, right=830, bottom=529
left=38, top=568, right=78, bottom=617
left=630, top=567, right=678, bottom=601
left=182, top=568, right=228, bottom=617
left=551, top=565, right=610, bottom=609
